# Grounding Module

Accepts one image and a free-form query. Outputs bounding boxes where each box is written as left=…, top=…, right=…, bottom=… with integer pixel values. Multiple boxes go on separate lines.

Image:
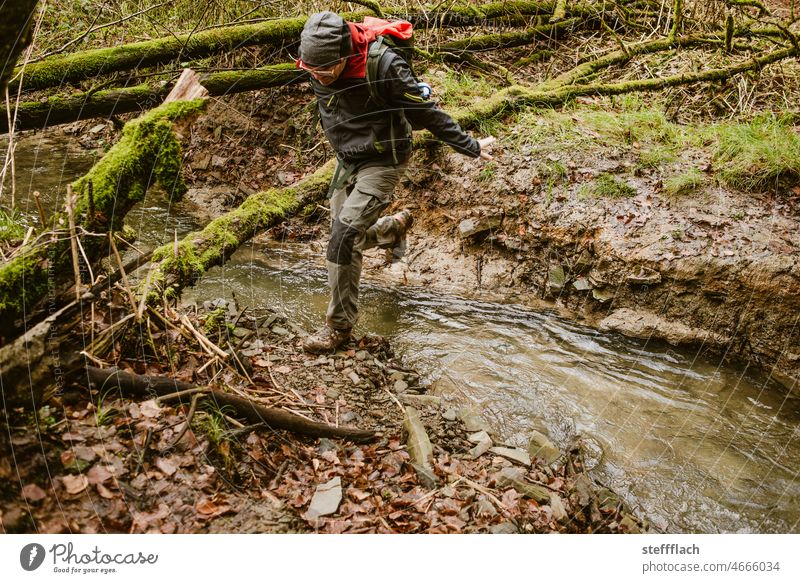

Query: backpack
left=362, top=16, right=417, bottom=107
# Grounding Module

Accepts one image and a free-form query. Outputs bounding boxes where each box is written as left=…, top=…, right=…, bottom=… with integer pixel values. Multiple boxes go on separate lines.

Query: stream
left=6, top=133, right=800, bottom=534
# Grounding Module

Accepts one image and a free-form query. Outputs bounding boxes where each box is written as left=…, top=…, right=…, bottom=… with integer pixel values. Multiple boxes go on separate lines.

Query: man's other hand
left=478, top=136, right=496, bottom=160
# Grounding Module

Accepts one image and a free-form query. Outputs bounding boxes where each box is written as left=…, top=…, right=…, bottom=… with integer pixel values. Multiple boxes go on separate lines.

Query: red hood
left=339, top=22, right=375, bottom=79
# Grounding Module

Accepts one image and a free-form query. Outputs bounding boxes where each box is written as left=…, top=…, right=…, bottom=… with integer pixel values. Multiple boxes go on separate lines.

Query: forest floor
left=0, top=300, right=641, bottom=533
left=2, top=0, right=800, bottom=535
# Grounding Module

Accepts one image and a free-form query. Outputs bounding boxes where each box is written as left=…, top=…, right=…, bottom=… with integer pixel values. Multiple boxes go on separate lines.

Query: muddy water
left=184, top=242, right=800, bottom=534
left=8, top=135, right=800, bottom=533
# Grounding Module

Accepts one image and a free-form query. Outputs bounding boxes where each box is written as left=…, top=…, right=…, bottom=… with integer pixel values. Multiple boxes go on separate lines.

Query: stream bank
left=0, top=301, right=639, bottom=534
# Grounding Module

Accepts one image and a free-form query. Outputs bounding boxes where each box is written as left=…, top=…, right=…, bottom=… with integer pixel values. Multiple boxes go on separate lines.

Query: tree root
left=82, top=366, right=377, bottom=442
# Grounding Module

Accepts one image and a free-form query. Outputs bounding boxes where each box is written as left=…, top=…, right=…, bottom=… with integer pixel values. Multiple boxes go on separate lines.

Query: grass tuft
left=663, top=168, right=706, bottom=197
left=579, top=173, right=637, bottom=199
left=710, top=114, right=800, bottom=191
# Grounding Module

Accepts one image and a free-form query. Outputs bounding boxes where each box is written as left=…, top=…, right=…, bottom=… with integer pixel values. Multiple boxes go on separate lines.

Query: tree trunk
left=0, top=0, right=38, bottom=92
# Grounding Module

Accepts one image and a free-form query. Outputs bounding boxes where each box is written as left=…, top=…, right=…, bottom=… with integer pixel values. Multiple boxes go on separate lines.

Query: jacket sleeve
left=383, top=54, right=481, bottom=158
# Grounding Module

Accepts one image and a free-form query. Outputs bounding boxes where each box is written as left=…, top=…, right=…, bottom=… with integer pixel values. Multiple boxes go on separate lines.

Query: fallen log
left=10, top=1, right=560, bottom=94
left=82, top=366, right=376, bottom=442
left=0, top=64, right=302, bottom=133
left=140, top=160, right=335, bottom=303
left=0, top=95, right=206, bottom=338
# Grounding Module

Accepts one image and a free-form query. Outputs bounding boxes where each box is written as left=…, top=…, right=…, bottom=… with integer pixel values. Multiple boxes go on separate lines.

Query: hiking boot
left=385, top=209, right=413, bottom=264
left=303, top=325, right=352, bottom=354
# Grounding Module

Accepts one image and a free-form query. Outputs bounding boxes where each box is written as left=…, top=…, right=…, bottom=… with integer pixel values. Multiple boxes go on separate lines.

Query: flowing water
left=7, top=134, right=800, bottom=533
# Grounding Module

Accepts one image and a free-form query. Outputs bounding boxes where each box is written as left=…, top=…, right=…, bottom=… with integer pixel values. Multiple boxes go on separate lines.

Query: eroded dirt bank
left=340, top=123, right=800, bottom=396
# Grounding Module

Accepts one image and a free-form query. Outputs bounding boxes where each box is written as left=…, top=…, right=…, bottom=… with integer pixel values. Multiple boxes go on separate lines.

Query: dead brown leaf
left=140, top=399, right=162, bottom=418
left=96, top=483, right=117, bottom=499
left=21, top=483, right=47, bottom=502
left=155, top=457, right=179, bottom=477
left=87, top=465, right=113, bottom=485
left=61, top=474, right=89, bottom=495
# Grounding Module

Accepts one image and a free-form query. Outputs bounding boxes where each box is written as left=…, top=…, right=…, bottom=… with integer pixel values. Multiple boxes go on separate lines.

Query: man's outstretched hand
left=478, top=136, right=497, bottom=161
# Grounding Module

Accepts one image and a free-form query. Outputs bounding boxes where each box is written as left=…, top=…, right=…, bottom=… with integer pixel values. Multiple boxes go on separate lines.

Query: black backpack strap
left=367, top=36, right=408, bottom=165
left=366, top=36, right=389, bottom=106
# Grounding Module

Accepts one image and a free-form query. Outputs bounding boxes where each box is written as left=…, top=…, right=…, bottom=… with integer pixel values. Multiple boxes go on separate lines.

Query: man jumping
left=297, top=11, right=494, bottom=354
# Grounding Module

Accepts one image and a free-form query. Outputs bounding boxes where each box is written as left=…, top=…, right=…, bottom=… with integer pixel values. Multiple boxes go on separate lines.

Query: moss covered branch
left=0, top=99, right=206, bottom=336
left=435, top=17, right=580, bottom=55
left=142, top=160, right=335, bottom=302
left=2, top=64, right=302, bottom=133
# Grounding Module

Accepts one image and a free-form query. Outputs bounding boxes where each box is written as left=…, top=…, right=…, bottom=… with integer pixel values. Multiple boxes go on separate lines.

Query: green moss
left=0, top=248, right=48, bottom=318
left=72, top=98, right=206, bottom=230
left=202, top=307, right=228, bottom=335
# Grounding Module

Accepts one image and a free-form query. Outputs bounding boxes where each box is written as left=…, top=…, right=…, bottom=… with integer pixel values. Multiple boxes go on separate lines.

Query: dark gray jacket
left=309, top=49, right=480, bottom=167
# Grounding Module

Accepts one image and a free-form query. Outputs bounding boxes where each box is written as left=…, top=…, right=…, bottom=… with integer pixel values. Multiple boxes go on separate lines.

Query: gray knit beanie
left=300, top=12, right=351, bottom=68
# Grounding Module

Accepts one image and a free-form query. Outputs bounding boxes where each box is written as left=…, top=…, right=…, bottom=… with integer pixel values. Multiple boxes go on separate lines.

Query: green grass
left=93, top=389, right=120, bottom=427
left=709, top=114, right=800, bottom=191
left=478, top=161, right=497, bottom=183
left=503, top=96, right=800, bottom=195
left=0, top=207, right=28, bottom=243
left=435, top=69, right=495, bottom=110
left=663, top=168, right=706, bottom=197
left=638, top=145, right=677, bottom=170
left=579, top=173, right=637, bottom=199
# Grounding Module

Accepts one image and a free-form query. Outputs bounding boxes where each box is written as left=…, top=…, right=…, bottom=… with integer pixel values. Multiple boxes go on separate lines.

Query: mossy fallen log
left=0, top=99, right=206, bottom=338
left=141, top=160, right=335, bottom=303
left=1, top=64, right=302, bottom=133
left=452, top=43, right=799, bottom=127
left=10, top=1, right=561, bottom=94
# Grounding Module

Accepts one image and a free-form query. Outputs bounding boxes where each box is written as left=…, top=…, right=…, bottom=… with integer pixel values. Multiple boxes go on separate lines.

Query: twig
left=179, top=314, right=229, bottom=359
left=166, top=392, right=202, bottom=449
left=32, top=190, right=48, bottom=228
left=79, top=350, right=111, bottom=368
left=65, top=185, right=82, bottom=303
left=196, top=356, right=219, bottom=375
left=74, top=234, right=96, bottom=286
left=156, top=386, right=209, bottom=405
left=109, top=232, right=139, bottom=319
left=382, top=385, right=405, bottom=414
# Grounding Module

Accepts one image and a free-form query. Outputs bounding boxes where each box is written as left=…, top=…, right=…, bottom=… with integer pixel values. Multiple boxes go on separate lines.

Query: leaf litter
left=1, top=302, right=643, bottom=534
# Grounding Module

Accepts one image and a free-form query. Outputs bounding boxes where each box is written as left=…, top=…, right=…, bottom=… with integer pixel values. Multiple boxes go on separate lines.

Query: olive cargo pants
left=326, top=163, right=407, bottom=330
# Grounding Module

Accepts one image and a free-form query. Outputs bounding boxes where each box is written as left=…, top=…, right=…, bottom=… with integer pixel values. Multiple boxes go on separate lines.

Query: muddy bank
left=340, top=140, right=800, bottom=396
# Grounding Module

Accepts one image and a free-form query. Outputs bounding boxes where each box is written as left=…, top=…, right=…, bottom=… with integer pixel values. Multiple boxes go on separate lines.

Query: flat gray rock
left=490, top=446, right=531, bottom=466
left=305, top=477, right=342, bottom=519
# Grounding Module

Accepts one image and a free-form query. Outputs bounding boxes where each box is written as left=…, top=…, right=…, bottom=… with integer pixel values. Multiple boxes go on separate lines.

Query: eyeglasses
left=297, top=59, right=344, bottom=78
